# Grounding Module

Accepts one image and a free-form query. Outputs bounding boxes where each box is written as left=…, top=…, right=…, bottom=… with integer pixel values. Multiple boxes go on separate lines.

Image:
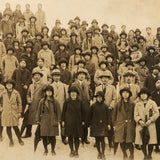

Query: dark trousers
left=68, top=137, right=80, bottom=152
left=141, top=144, right=154, bottom=157
left=82, top=126, right=88, bottom=142
left=95, top=136, right=105, bottom=154
left=22, top=124, right=32, bottom=136
left=120, top=142, right=134, bottom=158
left=42, top=136, right=56, bottom=151
left=6, top=126, right=21, bottom=142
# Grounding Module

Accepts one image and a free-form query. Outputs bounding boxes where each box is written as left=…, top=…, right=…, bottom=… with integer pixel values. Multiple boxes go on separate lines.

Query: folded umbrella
left=34, top=124, right=41, bottom=152
left=140, top=126, right=150, bottom=145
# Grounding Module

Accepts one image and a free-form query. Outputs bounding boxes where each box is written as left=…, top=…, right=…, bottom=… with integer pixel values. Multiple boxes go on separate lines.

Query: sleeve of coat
left=55, top=100, right=61, bottom=122
left=109, top=86, right=117, bottom=109
left=61, top=101, right=67, bottom=122
left=26, top=85, right=32, bottom=104
left=51, top=51, right=55, bottom=65
left=16, top=91, right=22, bottom=113
left=112, top=103, right=118, bottom=126
left=35, top=99, right=43, bottom=123
left=134, top=103, right=141, bottom=123
left=94, top=70, right=101, bottom=85
left=64, top=84, right=69, bottom=100
left=150, top=100, right=159, bottom=122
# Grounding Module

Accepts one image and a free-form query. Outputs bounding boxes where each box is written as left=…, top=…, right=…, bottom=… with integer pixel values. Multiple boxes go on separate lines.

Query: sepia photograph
left=0, top=0, right=160, bottom=159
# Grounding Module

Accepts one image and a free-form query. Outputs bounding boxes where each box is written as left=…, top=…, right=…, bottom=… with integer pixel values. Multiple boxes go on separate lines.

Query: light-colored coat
left=134, top=99, right=159, bottom=145
left=95, top=84, right=117, bottom=108
left=51, top=81, right=69, bottom=112
left=0, top=89, right=22, bottom=126
left=0, top=41, right=6, bottom=69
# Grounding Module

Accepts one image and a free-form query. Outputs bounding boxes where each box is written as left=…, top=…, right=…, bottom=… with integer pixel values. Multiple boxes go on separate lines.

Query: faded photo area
left=0, top=0, right=160, bottom=160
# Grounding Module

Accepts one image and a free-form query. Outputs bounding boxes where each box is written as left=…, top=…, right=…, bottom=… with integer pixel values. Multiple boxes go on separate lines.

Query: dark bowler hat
left=120, top=87, right=132, bottom=97
left=138, top=88, right=150, bottom=97
left=68, top=86, right=79, bottom=94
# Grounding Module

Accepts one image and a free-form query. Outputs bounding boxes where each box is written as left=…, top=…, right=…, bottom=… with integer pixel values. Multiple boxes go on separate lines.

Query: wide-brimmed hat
left=138, top=57, right=147, bottom=64
left=29, top=16, right=37, bottom=21
left=68, top=86, right=79, bottom=94
left=125, top=61, right=134, bottom=67
left=74, top=45, right=82, bottom=52
left=76, top=68, right=87, bottom=76
left=135, top=28, right=141, bottom=33
left=51, top=69, right=61, bottom=76
left=58, top=43, right=66, bottom=48
left=147, top=46, right=155, bottom=52
left=35, top=32, right=43, bottom=38
left=21, top=29, right=29, bottom=34
left=106, top=54, right=114, bottom=60
left=99, top=71, right=111, bottom=78
left=120, top=87, right=132, bottom=97
left=58, top=58, right=68, bottom=65
left=74, top=16, right=80, bottom=21
left=55, top=19, right=61, bottom=24
left=91, top=46, right=99, bottom=51
left=138, top=88, right=150, bottom=97
left=5, top=79, right=15, bottom=88
left=70, top=32, right=78, bottom=37
left=101, top=24, right=109, bottom=29
left=123, top=71, right=135, bottom=77
left=43, top=85, right=54, bottom=93
left=151, top=65, right=160, bottom=71
left=41, top=41, right=50, bottom=47
left=83, top=52, right=92, bottom=58
left=7, top=47, right=14, bottom=53
left=137, top=36, right=145, bottom=42
left=81, top=20, right=88, bottom=26
left=131, top=43, right=139, bottom=49
left=94, top=91, right=105, bottom=100
left=32, top=69, right=43, bottom=77
left=94, top=26, right=101, bottom=32
left=99, top=60, right=107, bottom=67
left=76, top=59, right=86, bottom=65
left=101, top=44, right=108, bottom=50
left=41, top=26, right=49, bottom=32
left=120, top=32, right=127, bottom=37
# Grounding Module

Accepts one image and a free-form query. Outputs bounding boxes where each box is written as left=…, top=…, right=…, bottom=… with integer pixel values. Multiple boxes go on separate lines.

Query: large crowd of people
left=0, top=2, right=160, bottom=160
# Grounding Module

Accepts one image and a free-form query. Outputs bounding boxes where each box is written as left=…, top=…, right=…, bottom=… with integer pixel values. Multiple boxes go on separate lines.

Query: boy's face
left=37, top=59, right=44, bottom=67
left=60, top=46, right=65, bottom=50
left=36, top=35, right=42, bottom=40
left=6, top=83, right=13, bottom=90
left=77, top=73, right=85, bottom=81
left=149, top=49, right=154, bottom=54
left=96, top=96, right=103, bottom=103
left=43, top=45, right=48, bottom=50
left=43, top=28, right=48, bottom=34
left=108, top=37, right=112, bottom=42
left=46, top=90, right=53, bottom=97
left=47, top=78, right=52, bottom=84
left=133, top=47, right=138, bottom=51
left=94, top=29, right=99, bottom=34
left=106, top=57, right=113, bottom=63
left=127, top=65, right=133, bottom=71
left=54, top=36, right=59, bottom=41
left=122, top=91, right=130, bottom=99
left=110, top=25, right=115, bottom=31
left=154, top=39, right=159, bottom=46
left=121, top=26, right=126, bottom=31
left=135, top=32, right=140, bottom=36
left=16, top=5, right=21, bottom=10
left=7, top=50, right=13, bottom=55
left=20, top=61, right=26, bottom=68
left=101, top=77, right=109, bottom=84
left=14, top=42, right=19, bottom=49
left=140, top=61, right=145, bottom=66
left=100, top=64, right=106, bottom=70
left=53, top=75, right=60, bottom=82
left=5, top=15, right=10, bottom=21
left=75, top=49, right=81, bottom=55
left=60, top=63, right=67, bottom=69
left=84, top=55, right=91, bottom=61
left=87, top=33, right=92, bottom=37
left=92, top=22, right=97, bottom=27
left=70, top=92, right=77, bottom=100
left=102, top=26, right=108, bottom=30
left=140, top=93, right=148, bottom=101
left=125, top=76, right=132, bottom=84
left=22, top=32, right=28, bottom=36
left=33, top=74, right=41, bottom=82
left=75, top=19, right=80, bottom=24
left=61, top=30, right=66, bottom=35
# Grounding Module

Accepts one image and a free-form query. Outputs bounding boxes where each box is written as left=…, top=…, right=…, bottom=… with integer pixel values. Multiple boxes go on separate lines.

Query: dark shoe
left=129, top=155, right=134, bottom=160
left=74, top=151, right=79, bottom=158
left=143, top=156, right=148, bottom=160
left=9, top=141, right=14, bottom=147
left=19, top=139, right=24, bottom=146
left=147, top=155, right=152, bottom=160
left=22, top=134, right=31, bottom=138
left=84, top=140, right=90, bottom=144
left=62, top=139, right=68, bottom=145
left=51, top=150, right=56, bottom=156
left=43, top=149, right=48, bottom=156
left=154, top=148, right=160, bottom=152
left=135, top=144, right=141, bottom=150
left=97, top=153, right=102, bottom=159
left=69, top=151, right=75, bottom=158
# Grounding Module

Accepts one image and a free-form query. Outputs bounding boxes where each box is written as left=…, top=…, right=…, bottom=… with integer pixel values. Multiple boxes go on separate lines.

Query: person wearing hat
left=68, top=45, right=84, bottom=72
left=78, top=20, right=88, bottom=44
left=82, top=29, right=93, bottom=52
left=12, top=59, right=31, bottom=114
left=59, top=58, right=72, bottom=85
left=135, top=57, right=149, bottom=88
left=71, top=68, right=91, bottom=144
left=145, top=27, right=155, bottom=48
left=61, top=86, right=84, bottom=158
left=153, top=39, right=160, bottom=55
left=36, top=85, right=61, bottom=156
left=59, top=28, right=70, bottom=46
left=22, top=68, right=44, bottom=138
left=50, top=19, right=61, bottom=40
left=90, top=46, right=100, bottom=69
left=20, top=43, right=36, bottom=72
left=55, top=43, right=70, bottom=66
left=50, top=33, right=61, bottom=55
left=3, top=3, right=12, bottom=19
left=41, top=26, right=50, bottom=43
left=74, top=16, right=81, bottom=30
left=51, top=69, right=69, bottom=145
left=134, top=28, right=142, bottom=42
left=28, top=16, right=38, bottom=38
left=35, top=3, right=46, bottom=32
left=38, top=41, right=55, bottom=69
left=113, top=87, right=135, bottom=160
left=120, top=70, right=140, bottom=102
left=88, top=91, right=111, bottom=160
left=109, top=25, right=119, bottom=43
left=0, top=79, right=24, bottom=147
left=94, top=61, right=114, bottom=86
left=72, top=59, right=90, bottom=83
left=94, top=71, right=116, bottom=149
left=144, top=65, right=160, bottom=93
left=89, top=19, right=98, bottom=33
left=150, top=79, right=160, bottom=153
left=33, top=58, right=50, bottom=84
left=2, top=47, right=19, bottom=81
left=121, top=25, right=127, bottom=33
left=1, top=9, right=14, bottom=38
left=145, top=46, right=158, bottom=71
left=128, top=30, right=137, bottom=47
left=92, top=26, right=105, bottom=50
left=101, top=24, right=109, bottom=43
left=23, top=4, right=34, bottom=25
left=3, top=32, right=14, bottom=50
left=137, top=36, right=147, bottom=56
left=134, top=88, right=159, bottom=160
left=130, top=43, right=142, bottom=63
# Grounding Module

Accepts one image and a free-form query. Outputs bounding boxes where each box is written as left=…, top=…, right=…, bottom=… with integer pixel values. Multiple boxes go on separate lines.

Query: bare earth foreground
left=0, top=121, right=160, bottom=160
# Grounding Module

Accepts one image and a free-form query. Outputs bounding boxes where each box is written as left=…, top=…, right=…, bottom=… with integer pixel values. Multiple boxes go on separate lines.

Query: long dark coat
left=88, top=102, right=110, bottom=137
left=27, top=82, right=45, bottom=125
left=12, top=68, right=31, bottom=110
left=60, top=68, right=72, bottom=85
left=36, top=98, right=61, bottom=136
left=151, top=90, right=160, bottom=144
left=112, top=100, right=135, bottom=143
left=61, top=99, right=84, bottom=137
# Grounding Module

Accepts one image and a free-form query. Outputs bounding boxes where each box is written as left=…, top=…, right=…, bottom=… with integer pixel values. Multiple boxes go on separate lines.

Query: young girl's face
left=33, top=74, right=41, bottom=82
left=54, top=36, right=59, bottom=41
left=122, top=91, right=130, bottom=99
left=46, top=90, right=53, bottom=97
left=106, top=57, right=113, bottom=63
left=60, top=46, right=65, bottom=50
left=100, top=64, right=106, bottom=70
left=102, top=48, right=107, bottom=52
left=75, top=49, right=81, bottom=55
left=84, top=55, right=91, bottom=61
left=92, top=49, right=97, bottom=54
left=70, top=92, right=77, bottom=100
left=7, top=50, right=13, bottom=55
left=96, top=96, right=103, bottom=103
left=60, top=63, right=67, bottom=69
left=140, top=93, right=148, bottom=101
left=6, top=83, right=13, bottom=90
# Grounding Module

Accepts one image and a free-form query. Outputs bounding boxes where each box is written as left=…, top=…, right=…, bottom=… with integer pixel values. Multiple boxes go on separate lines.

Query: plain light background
left=0, top=0, right=159, bottom=34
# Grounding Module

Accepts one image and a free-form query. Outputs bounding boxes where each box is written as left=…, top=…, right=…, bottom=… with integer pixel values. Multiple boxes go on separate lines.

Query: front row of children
left=0, top=79, right=159, bottom=160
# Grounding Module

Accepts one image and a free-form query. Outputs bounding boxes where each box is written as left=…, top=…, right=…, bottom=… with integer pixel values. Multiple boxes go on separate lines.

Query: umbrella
left=140, top=126, right=150, bottom=145
left=114, top=142, right=119, bottom=155
left=34, top=124, right=41, bottom=152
